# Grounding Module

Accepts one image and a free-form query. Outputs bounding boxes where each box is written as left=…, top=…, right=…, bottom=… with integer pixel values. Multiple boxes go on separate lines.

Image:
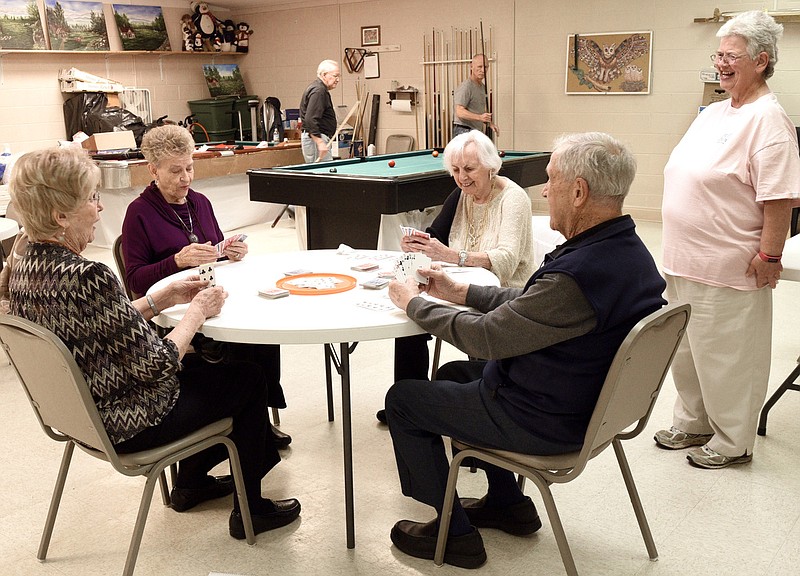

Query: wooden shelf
left=0, top=49, right=244, bottom=57
left=695, top=8, right=800, bottom=23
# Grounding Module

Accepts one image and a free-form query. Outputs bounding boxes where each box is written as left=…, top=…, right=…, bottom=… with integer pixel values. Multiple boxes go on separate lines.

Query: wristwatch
left=458, top=249, right=468, bottom=267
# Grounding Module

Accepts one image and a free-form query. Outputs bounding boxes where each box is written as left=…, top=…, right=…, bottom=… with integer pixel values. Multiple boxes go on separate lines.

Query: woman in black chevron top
left=7, top=147, right=301, bottom=540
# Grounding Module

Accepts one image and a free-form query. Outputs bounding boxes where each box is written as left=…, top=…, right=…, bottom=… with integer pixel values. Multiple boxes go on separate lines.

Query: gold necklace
left=465, top=180, right=496, bottom=250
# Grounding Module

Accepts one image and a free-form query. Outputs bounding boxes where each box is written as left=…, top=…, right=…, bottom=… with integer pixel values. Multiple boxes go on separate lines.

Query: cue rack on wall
left=422, top=24, right=496, bottom=149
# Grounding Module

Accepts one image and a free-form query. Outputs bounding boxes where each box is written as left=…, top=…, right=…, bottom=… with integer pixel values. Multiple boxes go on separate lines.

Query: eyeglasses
left=88, top=191, right=101, bottom=204
left=325, top=72, right=341, bottom=79
left=710, top=52, right=748, bottom=65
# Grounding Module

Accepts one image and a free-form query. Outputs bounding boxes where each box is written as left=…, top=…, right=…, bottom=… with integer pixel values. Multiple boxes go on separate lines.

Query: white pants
left=665, top=274, right=772, bottom=456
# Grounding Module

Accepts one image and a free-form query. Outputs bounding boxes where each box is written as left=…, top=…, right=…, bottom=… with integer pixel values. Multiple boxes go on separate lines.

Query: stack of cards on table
left=400, top=225, right=430, bottom=239
left=215, top=233, right=248, bottom=256
left=198, top=263, right=216, bottom=287
left=395, top=253, right=431, bottom=284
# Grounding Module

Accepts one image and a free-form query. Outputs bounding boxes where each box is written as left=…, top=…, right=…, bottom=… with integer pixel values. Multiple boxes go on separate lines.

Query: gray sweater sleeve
left=405, top=273, right=597, bottom=360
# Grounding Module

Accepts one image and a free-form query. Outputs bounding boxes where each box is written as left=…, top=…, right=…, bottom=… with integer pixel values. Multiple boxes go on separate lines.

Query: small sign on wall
left=364, top=53, right=380, bottom=79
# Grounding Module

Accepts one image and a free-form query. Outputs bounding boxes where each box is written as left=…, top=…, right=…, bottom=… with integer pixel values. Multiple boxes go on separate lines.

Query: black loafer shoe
left=271, top=424, right=292, bottom=449
left=390, top=518, right=486, bottom=569
left=376, top=409, right=387, bottom=424
left=229, top=498, right=302, bottom=540
left=170, top=475, right=235, bottom=512
left=460, top=495, right=542, bottom=536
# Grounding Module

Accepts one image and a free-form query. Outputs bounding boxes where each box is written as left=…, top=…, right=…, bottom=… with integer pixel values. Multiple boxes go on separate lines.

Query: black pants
left=193, top=335, right=286, bottom=409
left=394, top=334, right=432, bottom=381
left=116, top=354, right=279, bottom=507
left=385, top=360, right=574, bottom=512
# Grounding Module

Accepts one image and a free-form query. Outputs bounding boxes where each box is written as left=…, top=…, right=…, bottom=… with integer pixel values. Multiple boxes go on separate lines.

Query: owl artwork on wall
left=565, top=31, right=653, bottom=94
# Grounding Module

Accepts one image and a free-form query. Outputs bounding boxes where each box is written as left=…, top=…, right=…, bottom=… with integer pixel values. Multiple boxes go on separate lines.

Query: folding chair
left=0, top=314, right=255, bottom=575
left=434, top=303, right=691, bottom=575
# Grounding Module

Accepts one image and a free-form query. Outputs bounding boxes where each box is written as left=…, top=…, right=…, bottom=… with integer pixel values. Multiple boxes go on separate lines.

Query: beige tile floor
left=2, top=216, right=800, bottom=576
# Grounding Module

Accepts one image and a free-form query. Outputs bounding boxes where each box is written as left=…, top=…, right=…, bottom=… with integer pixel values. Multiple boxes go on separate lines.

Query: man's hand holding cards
left=395, top=253, right=432, bottom=285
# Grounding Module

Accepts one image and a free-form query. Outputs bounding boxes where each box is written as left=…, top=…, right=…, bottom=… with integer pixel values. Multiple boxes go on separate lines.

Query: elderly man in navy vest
left=384, top=131, right=667, bottom=569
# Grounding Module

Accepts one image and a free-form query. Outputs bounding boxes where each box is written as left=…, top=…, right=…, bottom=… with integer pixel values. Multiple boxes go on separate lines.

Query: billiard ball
left=388, top=160, right=396, bottom=168
left=432, top=150, right=439, bottom=157
left=499, top=150, right=506, bottom=157
left=330, top=167, right=337, bottom=173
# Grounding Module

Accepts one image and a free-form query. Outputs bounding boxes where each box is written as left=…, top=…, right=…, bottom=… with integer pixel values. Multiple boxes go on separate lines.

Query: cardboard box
left=81, top=131, right=137, bottom=152
left=60, top=79, right=125, bottom=93
left=702, top=83, right=729, bottom=106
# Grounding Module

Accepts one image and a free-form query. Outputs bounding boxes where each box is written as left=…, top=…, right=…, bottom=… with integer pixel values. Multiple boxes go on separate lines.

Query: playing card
left=215, top=233, right=248, bottom=256
left=394, top=253, right=431, bottom=284
left=399, top=225, right=430, bottom=239
left=258, top=288, right=290, bottom=299
left=360, top=277, right=390, bottom=290
left=356, top=300, right=397, bottom=312
left=351, top=262, right=379, bottom=272
left=198, top=263, right=216, bottom=287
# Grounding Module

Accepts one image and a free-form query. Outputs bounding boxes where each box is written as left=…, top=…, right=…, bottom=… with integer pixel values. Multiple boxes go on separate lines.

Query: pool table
left=248, top=149, right=550, bottom=249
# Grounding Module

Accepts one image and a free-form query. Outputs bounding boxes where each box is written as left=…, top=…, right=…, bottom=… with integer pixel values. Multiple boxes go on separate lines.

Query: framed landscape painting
left=0, top=0, right=47, bottom=49
left=112, top=4, right=169, bottom=51
left=44, top=0, right=109, bottom=51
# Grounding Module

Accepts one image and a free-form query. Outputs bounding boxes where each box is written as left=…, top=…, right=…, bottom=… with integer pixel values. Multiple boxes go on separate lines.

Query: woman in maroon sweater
left=121, top=125, right=291, bottom=453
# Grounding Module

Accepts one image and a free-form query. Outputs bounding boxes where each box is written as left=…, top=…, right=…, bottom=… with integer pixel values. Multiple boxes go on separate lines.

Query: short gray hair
left=718, top=10, right=783, bottom=79
left=9, top=147, right=100, bottom=241
left=551, top=132, right=636, bottom=204
left=443, top=130, right=502, bottom=177
left=317, top=59, right=340, bottom=78
left=141, top=124, right=195, bottom=167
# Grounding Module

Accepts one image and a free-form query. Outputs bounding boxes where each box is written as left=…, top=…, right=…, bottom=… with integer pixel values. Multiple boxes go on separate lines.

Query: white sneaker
left=687, top=445, right=752, bottom=469
left=654, top=426, right=713, bottom=450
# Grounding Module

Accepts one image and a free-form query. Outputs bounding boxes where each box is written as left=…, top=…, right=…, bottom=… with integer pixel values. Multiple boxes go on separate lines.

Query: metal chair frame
left=434, top=303, right=692, bottom=575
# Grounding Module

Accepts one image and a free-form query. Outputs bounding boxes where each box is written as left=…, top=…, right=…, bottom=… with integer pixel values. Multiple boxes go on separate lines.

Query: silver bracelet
left=146, top=294, right=160, bottom=316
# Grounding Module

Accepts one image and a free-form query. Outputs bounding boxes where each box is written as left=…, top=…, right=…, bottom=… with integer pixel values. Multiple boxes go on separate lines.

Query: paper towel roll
left=391, top=99, right=413, bottom=113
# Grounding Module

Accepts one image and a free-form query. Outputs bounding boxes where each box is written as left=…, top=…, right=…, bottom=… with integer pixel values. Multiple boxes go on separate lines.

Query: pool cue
left=480, top=20, right=491, bottom=137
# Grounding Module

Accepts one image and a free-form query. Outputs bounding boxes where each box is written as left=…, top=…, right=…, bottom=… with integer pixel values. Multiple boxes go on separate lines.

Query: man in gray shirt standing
left=453, top=54, right=498, bottom=138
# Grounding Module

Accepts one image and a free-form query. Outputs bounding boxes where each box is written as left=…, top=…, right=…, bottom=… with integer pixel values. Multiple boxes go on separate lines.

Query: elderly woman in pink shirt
left=656, top=11, right=800, bottom=469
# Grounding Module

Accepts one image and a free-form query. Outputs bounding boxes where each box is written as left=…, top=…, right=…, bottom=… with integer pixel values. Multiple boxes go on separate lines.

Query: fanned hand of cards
left=215, top=233, right=248, bottom=257
left=395, top=253, right=431, bottom=285
left=400, top=225, right=430, bottom=239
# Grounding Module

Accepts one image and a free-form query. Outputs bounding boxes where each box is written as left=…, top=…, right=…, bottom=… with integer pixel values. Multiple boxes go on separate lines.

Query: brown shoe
left=390, top=518, right=486, bottom=569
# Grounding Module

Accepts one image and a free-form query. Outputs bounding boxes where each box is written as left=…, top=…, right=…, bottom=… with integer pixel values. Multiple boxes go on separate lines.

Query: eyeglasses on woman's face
left=710, top=52, right=748, bottom=65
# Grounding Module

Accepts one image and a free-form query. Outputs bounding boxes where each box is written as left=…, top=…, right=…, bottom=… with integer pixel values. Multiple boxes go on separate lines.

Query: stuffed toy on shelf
left=234, top=22, right=252, bottom=53
left=190, top=1, right=223, bottom=52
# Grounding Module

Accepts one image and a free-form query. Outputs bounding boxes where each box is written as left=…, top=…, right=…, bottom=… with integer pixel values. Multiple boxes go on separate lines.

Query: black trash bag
left=86, top=106, right=148, bottom=146
left=62, top=92, right=148, bottom=146
left=63, top=92, right=108, bottom=140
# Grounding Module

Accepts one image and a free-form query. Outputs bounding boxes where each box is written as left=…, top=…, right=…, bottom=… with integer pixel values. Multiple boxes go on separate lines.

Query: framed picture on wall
left=112, top=4, right=171, bottom=51
left=565, top=31, right=653, bottom=94
left=361, top=25, right=380, bottom=47
left=44, top=0, right=109, bottom=51
left=0, top=0, right=48, bottom=49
